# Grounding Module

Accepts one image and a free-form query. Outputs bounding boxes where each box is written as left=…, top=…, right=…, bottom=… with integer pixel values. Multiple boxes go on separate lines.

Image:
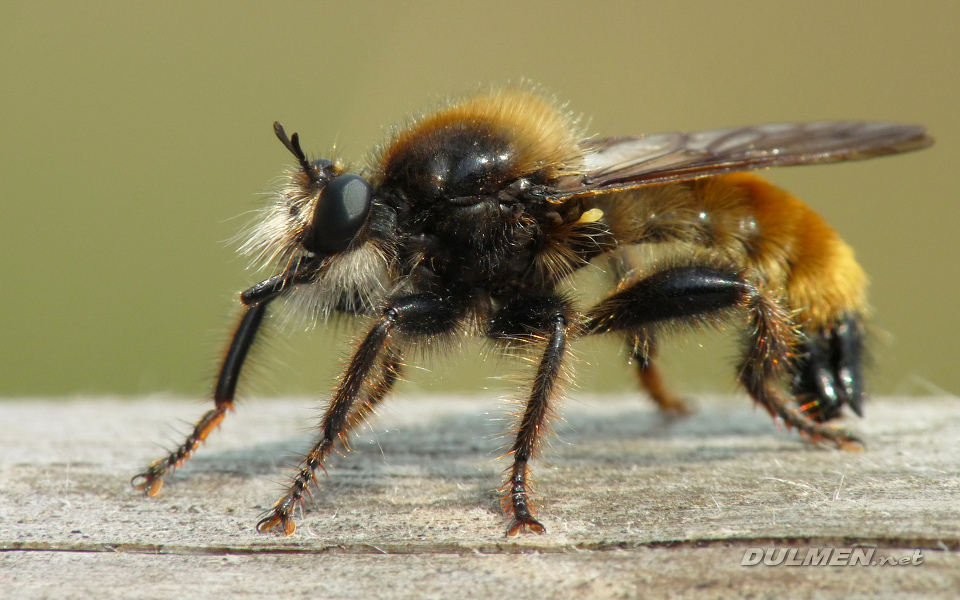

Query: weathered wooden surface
left=2, top=395, right=958, bottom=598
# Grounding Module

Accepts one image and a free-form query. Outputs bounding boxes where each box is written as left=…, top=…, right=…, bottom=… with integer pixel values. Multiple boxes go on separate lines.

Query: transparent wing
left=546, top=121, right=933, bottom=199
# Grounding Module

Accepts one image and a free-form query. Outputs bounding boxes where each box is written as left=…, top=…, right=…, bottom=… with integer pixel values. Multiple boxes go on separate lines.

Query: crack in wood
left=3, top=535, right=958, bottom=556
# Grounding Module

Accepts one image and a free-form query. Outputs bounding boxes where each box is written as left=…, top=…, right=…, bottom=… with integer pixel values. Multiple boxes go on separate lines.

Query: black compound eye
left=303, top=174, right=373, bottom=254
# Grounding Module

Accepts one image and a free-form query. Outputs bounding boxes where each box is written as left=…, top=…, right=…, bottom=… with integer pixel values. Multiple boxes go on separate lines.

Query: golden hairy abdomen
left=601, top=172, right=867, bottom=328
left=695, top=173, right=867, bottom=326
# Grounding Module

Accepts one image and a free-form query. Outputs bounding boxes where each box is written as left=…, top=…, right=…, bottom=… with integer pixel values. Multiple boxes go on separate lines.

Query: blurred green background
left=2, top=1, right=957, bottom=401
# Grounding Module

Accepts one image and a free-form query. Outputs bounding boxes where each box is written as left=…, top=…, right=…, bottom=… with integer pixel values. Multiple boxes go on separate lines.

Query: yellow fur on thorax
left=380, top=89, right=584, bottom=180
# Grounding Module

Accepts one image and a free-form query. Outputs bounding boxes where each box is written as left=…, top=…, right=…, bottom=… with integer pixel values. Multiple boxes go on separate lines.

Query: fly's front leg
left=132, top=301, right=269, bottom=496
left=133, top=257, right=319, bottom=496
left=257, top=293, right=465, bottom=536
left=488, top=294, right=577, bottom=536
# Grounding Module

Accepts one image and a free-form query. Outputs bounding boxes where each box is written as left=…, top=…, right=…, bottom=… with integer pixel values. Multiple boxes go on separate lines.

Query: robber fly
left=134, top=88, right=933, bottom=536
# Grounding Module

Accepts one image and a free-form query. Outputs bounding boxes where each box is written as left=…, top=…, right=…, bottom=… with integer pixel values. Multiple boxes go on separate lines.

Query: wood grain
left=2, top=395, right=958, bottom=597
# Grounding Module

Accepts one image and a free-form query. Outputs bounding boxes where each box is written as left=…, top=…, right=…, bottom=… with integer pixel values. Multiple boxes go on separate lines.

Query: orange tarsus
left=836, top=438, right=866, bottom=452
left=638, top=362, right=693, bottom=415
left=133, top=475, right=164, bottom=496
left=506, top=520, right=546, bottom=537
left=197, top=411, right=227, bottom=442
left=145, top=478, right=164, bottom=497
left=257, top=514, right=296, bottom=536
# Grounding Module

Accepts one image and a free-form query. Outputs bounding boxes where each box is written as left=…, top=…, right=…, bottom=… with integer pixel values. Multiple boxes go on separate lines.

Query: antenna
left=273, top=121, right=320, bottom=185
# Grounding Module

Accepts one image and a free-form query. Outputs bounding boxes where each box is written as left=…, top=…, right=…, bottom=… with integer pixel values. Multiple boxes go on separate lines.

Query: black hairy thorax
left=376, top=122, right=589, bottom=298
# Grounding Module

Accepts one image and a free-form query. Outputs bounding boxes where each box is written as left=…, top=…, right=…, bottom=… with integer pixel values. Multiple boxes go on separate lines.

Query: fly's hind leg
left=791, top=314, right=865, bottom=422
left=609, top=251, right=692, bottom=415
left=627, top=331, right=693, bottom=415
left=587, top=264, right=863, bottom=450
left=739, top=300, right=864, bottom=450
left=256, top=292, right=465, bottom=536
